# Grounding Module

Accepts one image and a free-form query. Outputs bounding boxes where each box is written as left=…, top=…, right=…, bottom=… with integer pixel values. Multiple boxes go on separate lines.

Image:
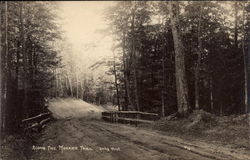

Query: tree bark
left=168, top=1, right=190, bottom=116
left=209, top=75, right=214, bottom=113
left=242, top=3, right=248, bottom=113
left=20, top=2, right=28, bottom=118
left=0, top=1, right=8, bottom=133
left=113, top=51, right=120, bottom=110
left=234, top=2, right=238, bottom=49
left=66, top=71, right=73, bottom=97
left=131, top=3, right=140, bottom=111
left=59, top=73, right=63, bottom=97
left=133, top=51, right=140, bottom=111
left=76, top=71, right=78, bottom=99
left=122, top=31, right=129, bottom=110
left=64, top=75, right=68, bottom=96
left=80, top=77, right=84, bottom=100
left=55, top=69, right=58, bottom=97
left=31, top=46, right=35, bottom=88
left=162, top=44, right=166, bottom=117
left=0, top=2, right=3, bottom=133
left=195, top=4, right=203, bottom=110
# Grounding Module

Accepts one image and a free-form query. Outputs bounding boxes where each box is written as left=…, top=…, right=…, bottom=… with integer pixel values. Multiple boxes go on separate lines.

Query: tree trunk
left=1, top=1, right=8, bottom=133
left=234, top=2, right=238, bottom=49
left=31, top=46, right=35, bottom=88
left=113, top=51, right=120, bottom=110
left=247, top=35, right=250, bottom=114
left=133, top=51, right=140, bottom=111
left=161, top=94, right=165, bottom=117
left=209, top=75, right=214, bottom=113
left=55, top=69, right=58, bottom=97
left=242, top=3, right=248, bottom=113
left=59, top=74, right=63, bottom=97
left=194, top=4, right=203, bottom=110
left=131, top=4, right=140, bottom=111
left=14, top=40, right=21, bottom=123
left=76, top=71, right=78, bottom=99
left=20, top=2, right=28, bottom=118
left=162, top=46, right=166, bottom=117
left=122, top=31, right=129, bottom=110
left=80, top=78, right=84, bottom=100
left=220, top=102, right=223, bottom=116
left=0, top=2, right=3, bottom=133
left=168, top=1, right=190, bottom=116
left=64, top=75, right=68, bottom=96
left=66, top=71, right=73, bottom=97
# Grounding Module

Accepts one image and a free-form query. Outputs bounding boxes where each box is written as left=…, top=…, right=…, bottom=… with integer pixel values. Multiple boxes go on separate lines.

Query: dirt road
left=29, top=118, right=250, bottom=160
left=28, top=98, right=249, bottom=160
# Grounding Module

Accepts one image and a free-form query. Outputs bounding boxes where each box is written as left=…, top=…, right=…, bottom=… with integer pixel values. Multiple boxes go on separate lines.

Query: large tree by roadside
left=168, top=1, right=190, bottom=116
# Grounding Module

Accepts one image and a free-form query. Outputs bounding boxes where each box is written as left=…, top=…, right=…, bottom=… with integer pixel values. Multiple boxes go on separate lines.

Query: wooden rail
left=102, top=111, right=159, bottom=126
left=21, top=112, right=52, bottom=132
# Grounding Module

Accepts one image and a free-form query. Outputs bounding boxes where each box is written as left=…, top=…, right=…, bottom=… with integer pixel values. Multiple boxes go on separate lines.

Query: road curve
left=29, top=118, right=250, bottom=160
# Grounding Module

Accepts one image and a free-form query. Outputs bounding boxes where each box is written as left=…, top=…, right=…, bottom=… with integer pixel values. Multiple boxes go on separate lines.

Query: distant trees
left=106, top=1, right=248, bottom=116
left=0, top=1, right=61, bottom=133
left=50, top=39, right=115, bottom=106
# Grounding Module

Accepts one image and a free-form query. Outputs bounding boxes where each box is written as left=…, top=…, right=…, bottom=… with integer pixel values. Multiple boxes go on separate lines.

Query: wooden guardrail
left=21, top=112, right=52, bottom=132
left=102, top=111, right=159, bottom=126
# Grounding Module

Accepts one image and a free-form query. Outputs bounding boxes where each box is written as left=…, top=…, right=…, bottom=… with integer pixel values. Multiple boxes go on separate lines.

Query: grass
left=140, top=110, right=250, bottom=150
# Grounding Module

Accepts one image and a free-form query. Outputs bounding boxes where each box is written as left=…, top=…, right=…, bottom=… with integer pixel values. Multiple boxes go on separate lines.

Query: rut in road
left=29, top=118, right=250, bottom=160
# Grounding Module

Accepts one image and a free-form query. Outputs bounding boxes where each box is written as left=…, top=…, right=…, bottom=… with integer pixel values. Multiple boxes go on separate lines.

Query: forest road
left=29, top=118, right=250, bottom=160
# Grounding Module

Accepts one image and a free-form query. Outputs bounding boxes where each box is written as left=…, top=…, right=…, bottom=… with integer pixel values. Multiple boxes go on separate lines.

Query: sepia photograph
left=0, top=1, right=249, bottom=160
